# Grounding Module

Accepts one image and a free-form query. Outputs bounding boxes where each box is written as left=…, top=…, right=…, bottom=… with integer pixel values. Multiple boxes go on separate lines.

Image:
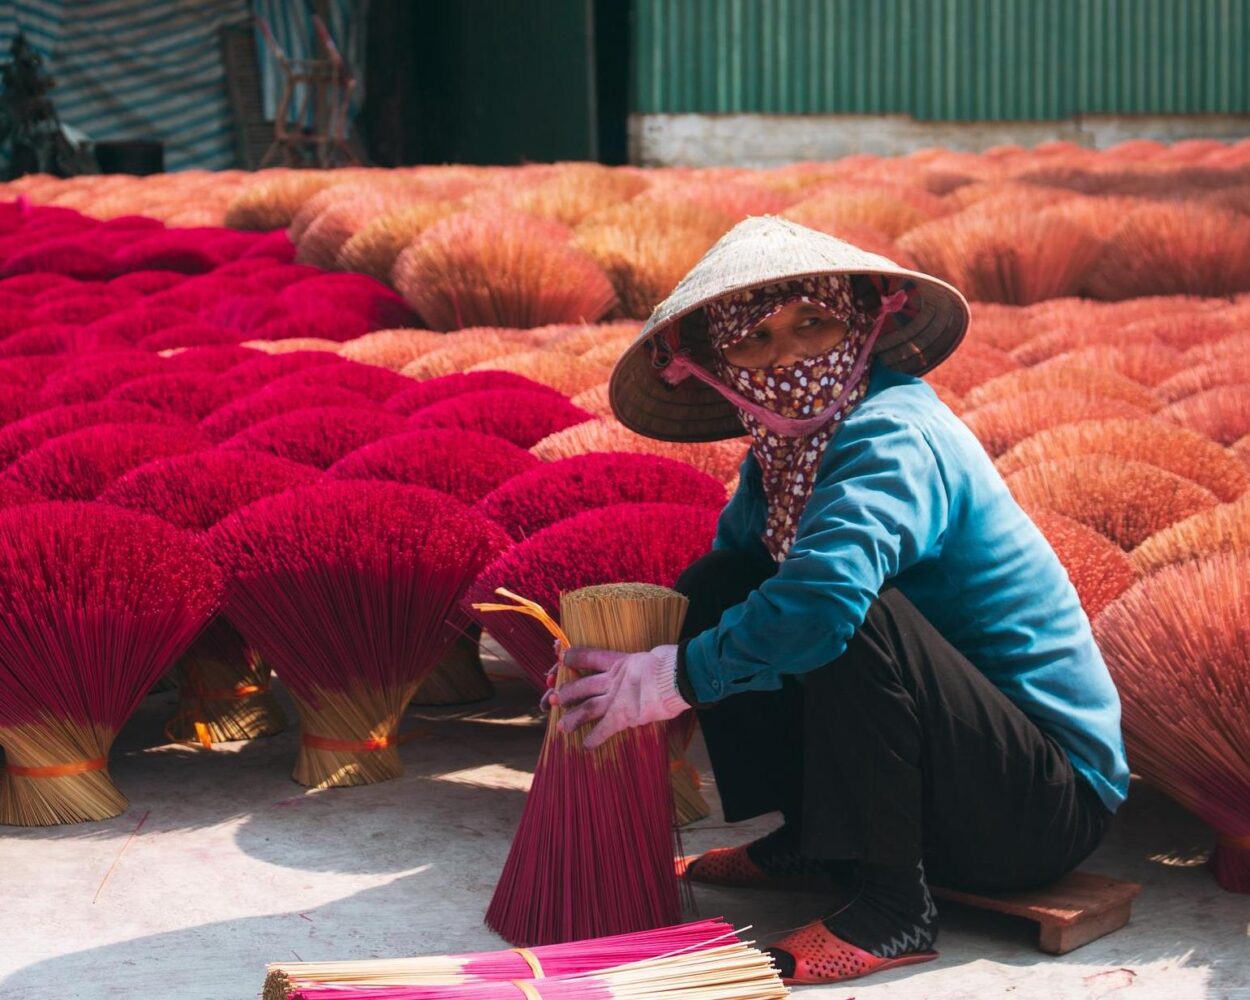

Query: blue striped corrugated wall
left=251, top=0, right=366, bottom=126
left=0, top=2, right=63, bottom=60
left=634, top=0, right=1250, bottom=119
left=48, top=0, right=249, bottom=171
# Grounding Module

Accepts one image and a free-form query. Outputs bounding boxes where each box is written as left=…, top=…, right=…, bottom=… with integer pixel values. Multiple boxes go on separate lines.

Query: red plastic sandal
left=674, top=846, right=815, bottom=891
left=768, top=919, right=938, bottom=985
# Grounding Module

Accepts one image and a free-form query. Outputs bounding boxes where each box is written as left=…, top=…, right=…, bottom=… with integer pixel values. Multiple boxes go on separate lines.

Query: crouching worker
left=547, top=217, right=1129, bottom=987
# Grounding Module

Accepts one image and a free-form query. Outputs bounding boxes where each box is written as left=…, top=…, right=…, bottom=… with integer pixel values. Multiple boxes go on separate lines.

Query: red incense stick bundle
left=208, top=481, right=510, bottom=787
left=99, top=451, right=320, bottom=745
left=0, top=503, right=223, bottom=825
left=262, top=918, right=739, bottom=999
left=481, top=583, right=688, bottom=945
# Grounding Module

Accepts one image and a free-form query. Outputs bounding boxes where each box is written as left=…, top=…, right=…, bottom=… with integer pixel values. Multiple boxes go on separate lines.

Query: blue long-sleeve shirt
left=683, top=363, right=1130, bottom=813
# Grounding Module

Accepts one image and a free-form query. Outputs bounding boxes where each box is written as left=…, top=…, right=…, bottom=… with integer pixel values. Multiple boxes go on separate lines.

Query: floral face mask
left=706, top=275, right=878, bottom=560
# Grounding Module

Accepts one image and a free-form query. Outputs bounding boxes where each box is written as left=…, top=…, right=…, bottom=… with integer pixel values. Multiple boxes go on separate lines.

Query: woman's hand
left=549, top=644, right=689, bottom=750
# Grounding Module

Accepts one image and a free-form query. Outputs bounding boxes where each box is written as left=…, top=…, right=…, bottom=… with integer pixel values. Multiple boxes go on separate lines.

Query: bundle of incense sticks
left=263, top=919, right=738, bottom=998
left=482, top=583, right=687, bottom=945
left=279, top=943, right=788, bottom=999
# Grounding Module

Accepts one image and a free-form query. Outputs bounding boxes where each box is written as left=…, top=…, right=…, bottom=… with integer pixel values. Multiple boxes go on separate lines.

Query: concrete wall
left=629, top=113, right=1250, bottom=167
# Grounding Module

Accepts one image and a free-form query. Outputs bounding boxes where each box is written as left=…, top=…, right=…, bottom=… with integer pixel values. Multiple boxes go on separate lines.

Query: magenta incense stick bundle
left=208, top=481, right=509, bottom=788
left=482, top=583, right=688, bottom=946
left=283, top=942, right=788, bottom=999
left=99, top=451, right=321, bottom=746
left=0, top=503, right=223, bottom=825
left=263, top=919, right=738, bottom=999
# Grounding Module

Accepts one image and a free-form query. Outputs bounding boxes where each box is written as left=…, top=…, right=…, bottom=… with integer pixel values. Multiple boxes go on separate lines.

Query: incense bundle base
left=292, top=685, right=416, bottom=789
left=485, top=583, right=687, bottom=945
left=168, top=618, right=287, bottom=746
left=411, top=630, right=494, bottom=707
left=0, top=718, right=123, bottom=826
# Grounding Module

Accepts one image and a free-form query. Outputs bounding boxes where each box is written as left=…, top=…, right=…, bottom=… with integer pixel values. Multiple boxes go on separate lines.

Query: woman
left=549, top=216, right=1128, bottom=987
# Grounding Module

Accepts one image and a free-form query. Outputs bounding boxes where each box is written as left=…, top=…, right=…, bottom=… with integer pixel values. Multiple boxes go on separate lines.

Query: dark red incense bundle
left=211, top=350, right=345, bottom=397
left=4, top=422, right=209, bottom=500
left=408, top=390, right=592, bottom=449
left=0, top=400, right=188, bottom=468
left=106, top=372, right=231, bottom=422
left=208, top=481, right=510, bottom=787
left=110, top=233, right=220, bottom=274
left=1, top=238, right=113, bottom=279
left=218, top=407, right=406, bottom=469
left=146, top=274, right=258, bottom=312
left=200, top=384, right=376, bottom=443
left=30, top=289, right=136, bottom=325
left=477, top=452, right=728, bottom=541
left=466, top=503, right=718, bottom=688
left=198, top=294, right=288, bottom=335
left=385, top=371, right=563, bottom=416
left=0, top=383, right=33, bottom=425
left=0, top=323, right=127, bottom=357
left=266, top=360, right=413, bottom=403
left=81, top=305, right=199, bottom=345
left=38, top=353, right=171, bottom=406
left=1094, top=551, right=1250, bottom=892
left=162, top=345, right=261, bottom=373
left=329, top=429, right=539, bottom=504
left=0, top=479, right=37, bottom=510
left=482, top=583, right=686, bottom=945
left=108, top=269, right=188, bottom=295
left=249, top=308, right=372, bottom=344
left=137, top=322, right=243, bottom=352
left=0, top=502, right=223, bottom=825
left=277, top=270, right=415, bottom=329
left=100, top=451, right=320, bottom=745
left=0, top=354, right=66, bottom=389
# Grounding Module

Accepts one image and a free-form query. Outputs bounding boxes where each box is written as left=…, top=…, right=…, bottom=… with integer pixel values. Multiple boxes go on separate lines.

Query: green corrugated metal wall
left=634, top=0, right=1250, bottom=119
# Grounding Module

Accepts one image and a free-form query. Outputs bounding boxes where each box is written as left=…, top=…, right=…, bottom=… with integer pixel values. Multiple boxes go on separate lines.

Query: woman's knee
left=675, top=548, right=776, bottom=638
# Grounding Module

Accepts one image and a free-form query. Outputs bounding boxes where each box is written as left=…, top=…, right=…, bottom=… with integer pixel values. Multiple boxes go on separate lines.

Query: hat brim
left=608, top=217, right=971, bottom=444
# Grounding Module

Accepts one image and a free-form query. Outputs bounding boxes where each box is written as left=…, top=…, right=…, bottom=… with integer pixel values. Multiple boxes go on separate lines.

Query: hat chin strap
left=658, top=289, right=908, bottom=438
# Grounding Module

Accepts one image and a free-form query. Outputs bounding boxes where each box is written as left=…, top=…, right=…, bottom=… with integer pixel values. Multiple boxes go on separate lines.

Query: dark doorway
left=363, top=0, right=631, bottom=166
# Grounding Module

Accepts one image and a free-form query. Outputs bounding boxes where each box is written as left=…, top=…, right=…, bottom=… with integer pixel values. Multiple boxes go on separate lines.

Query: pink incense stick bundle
left=211, top=350, right=344, bottom=397
left=264, top=360, right=414, bottom=403
left=481, top=583, right=690, bottom=945
left=262, top=918, right=738, bottom=999
left=329, top=429, right=539, bottom=505
left=0, top=503, right=223, bottom=825
left=3, top=421, right=209, bottom=500
left=106, top=372, right=232, bottom=422
left=476, top=453, right=728, bottom=541
left=217, top=407, right=406, bottom=469
left=385, top=371, right=564, bottom=417
left=285, top=937, right=788, bottom=998
left=99, top=451, right=322, bottom=744
left=199, top=384, right=376, bottom=443
left=0, top=401, right=190, bottom=469
left=407, top=389, right=592, bottom=450
left=208, top=481, right=510, bottom=787
left=466, top=503, right=718, bottom=687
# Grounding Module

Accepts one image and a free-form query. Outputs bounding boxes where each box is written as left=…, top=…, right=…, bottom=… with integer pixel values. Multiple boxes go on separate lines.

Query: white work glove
left=547, top=643, right=688, bottom=750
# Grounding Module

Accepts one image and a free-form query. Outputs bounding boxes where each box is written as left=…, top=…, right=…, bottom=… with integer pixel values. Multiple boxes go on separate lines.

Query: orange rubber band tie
left=1218, top=833, right=1250, bottom=849
left=300, top=730, right=425, bottom=753
left=5, top=756, right=107, bottom=779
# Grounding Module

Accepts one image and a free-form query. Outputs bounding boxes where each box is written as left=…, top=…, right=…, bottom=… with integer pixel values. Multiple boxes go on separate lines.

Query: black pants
left=675, top=549, right=1113, bottom=893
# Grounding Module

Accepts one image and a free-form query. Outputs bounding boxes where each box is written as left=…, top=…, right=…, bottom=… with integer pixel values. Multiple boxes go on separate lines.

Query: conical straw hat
left=609, top=215, right=970, bottom=443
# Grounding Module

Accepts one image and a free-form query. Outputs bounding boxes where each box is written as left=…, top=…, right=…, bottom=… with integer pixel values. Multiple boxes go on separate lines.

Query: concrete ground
left=2, top=646, right=1247, bottom=1000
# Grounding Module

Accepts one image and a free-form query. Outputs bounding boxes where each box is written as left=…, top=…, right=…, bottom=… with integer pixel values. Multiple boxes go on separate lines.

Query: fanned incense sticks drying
left=0, top=503, right=223, bottom=825
left=482, top=583, right=688, bottom=945
left=262, top=918, right=739, bottom=998
left=209, top=482, right=509, bottom=788
left=1094, top=551, right=1250, bottom=892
